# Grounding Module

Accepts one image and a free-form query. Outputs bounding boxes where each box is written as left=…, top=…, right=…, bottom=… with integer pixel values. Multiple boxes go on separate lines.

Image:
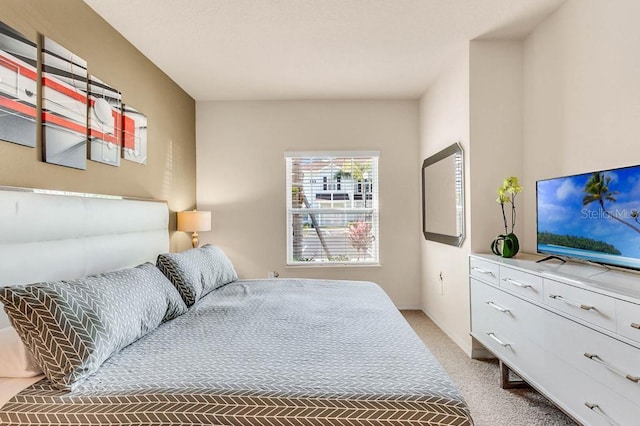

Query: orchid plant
left=496, top=176, right=523, bottom=235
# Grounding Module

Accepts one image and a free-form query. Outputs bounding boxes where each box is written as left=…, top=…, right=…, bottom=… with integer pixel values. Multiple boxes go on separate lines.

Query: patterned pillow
left=0, top=263, right=187, bottom=390
left=156, top=244, right=238, bottom=306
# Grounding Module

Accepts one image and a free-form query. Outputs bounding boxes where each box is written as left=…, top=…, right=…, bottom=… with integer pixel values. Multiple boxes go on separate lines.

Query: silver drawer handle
left=472, top=267, right=495, bottom=277
left=549, top=294, right=595, bottom=311
left=631, top=323, right=640, bottom=330
left=485, top=301, right=511, bottom=313
left=585, top=402, right=620, bottom=426
left=502, top=277, right=533, bottom=289
left=486, top=332, right=511, bottom=347
left=584, top=353, right=640, bottom=383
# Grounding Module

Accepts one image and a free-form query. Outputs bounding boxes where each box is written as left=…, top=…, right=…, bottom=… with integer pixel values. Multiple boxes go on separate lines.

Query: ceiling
left=83, top=0, right=564, bottom=101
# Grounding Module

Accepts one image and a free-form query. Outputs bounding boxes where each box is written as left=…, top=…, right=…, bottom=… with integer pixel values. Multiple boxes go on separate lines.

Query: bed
left=0, top=188, right=473, bottom=426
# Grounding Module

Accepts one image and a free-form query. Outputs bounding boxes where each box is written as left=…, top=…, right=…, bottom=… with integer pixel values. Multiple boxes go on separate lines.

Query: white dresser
left=469, top=253, right=640, bottom=426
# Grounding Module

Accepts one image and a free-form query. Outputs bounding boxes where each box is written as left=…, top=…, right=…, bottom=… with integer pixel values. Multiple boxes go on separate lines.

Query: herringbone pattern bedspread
left=0, top=279, right=473, bottom=425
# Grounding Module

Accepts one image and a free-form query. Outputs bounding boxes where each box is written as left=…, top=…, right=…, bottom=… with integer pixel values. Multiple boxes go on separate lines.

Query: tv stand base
left=536, top=255, right=566, bottom=264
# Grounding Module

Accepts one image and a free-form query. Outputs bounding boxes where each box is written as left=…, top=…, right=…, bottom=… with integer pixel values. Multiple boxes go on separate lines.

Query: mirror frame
left=421, top=142, right=465, bottom=247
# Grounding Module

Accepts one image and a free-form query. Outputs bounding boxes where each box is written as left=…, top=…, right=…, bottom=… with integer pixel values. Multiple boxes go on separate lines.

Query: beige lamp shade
left=178, top=211, right=211, bottom=248
left=177, top=210, right=211, bottom=232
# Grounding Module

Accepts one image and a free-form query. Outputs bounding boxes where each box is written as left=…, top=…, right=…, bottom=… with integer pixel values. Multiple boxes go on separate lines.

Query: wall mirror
left=422, top=142, right=465, bottom=247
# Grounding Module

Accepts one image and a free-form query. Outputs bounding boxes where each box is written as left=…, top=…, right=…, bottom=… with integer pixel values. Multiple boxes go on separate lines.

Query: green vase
left=490, top=233, right=519, bottom=258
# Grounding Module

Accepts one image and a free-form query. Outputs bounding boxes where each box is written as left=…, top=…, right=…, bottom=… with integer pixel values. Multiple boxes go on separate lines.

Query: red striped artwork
left=88, top=76, right=122, bottom=166
left=41, top=36, right=88, bottom=170
left=122, top=104, right=147, bottom=165
left=0, top=21, right=37, bottom=148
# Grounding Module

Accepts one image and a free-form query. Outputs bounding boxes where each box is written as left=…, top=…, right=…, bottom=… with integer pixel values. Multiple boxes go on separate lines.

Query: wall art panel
left=42, top=36, right=88, bottom=170
left=88, top=75, right=121, bottom=166
left=0, top=21, right=37, bottom=147
left=122, top=104, right=147, bottom=165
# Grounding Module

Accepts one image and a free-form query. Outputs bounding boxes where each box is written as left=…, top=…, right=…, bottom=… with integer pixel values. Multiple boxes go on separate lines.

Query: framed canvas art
left=41, top=36, right=88, bottom=169
left=0, top=21, right=37, bottom=147
left=88, top=75, right=121, bottom=166
left=122, top=104, right=147, bottom=165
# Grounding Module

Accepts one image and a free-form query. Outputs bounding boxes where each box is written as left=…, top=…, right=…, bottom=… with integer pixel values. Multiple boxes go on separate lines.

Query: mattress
left=0, top=279, right=472, bottom=425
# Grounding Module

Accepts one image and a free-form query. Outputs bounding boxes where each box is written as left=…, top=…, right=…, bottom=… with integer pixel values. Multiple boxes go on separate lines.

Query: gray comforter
left=0, top=279, right=473, bottom=425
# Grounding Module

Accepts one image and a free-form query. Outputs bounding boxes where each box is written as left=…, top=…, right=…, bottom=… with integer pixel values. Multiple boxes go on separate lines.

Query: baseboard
left=421, top=308, right=472, bottom=357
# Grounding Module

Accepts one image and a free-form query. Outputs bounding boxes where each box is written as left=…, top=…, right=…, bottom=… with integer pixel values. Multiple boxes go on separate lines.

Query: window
left=286, top=151, right=379, bottom=265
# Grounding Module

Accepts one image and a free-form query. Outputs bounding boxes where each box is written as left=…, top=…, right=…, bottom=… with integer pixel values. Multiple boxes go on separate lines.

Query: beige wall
left=0, top=0, right=197, bottom=252
left=469, top=40, right=523, bottom=254
left=196, top=100, right=422, bottom=308
left=419, top=50, right=472, bottom=353
left=419, top=41, right=524, bottom=356
left=521, top=0, right=640, bottom=253
left=467, top=40, right=524, bottom=356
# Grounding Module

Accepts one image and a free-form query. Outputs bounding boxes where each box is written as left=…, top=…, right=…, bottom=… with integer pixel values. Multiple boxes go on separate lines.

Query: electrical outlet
left=268, top=271, right=279, bottom=279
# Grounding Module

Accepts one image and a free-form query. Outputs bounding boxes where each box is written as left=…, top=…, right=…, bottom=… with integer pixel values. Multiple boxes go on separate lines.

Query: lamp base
left=191, top=232, right=199, bottom=248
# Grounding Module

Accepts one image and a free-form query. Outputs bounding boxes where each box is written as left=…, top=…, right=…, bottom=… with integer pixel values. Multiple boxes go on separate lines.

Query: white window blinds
left=285, top=151, right=379, bottom=265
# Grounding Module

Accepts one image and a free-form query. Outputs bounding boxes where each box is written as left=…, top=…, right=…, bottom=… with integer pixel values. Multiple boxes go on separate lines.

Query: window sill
left=286, top=262, right=381, bottom=268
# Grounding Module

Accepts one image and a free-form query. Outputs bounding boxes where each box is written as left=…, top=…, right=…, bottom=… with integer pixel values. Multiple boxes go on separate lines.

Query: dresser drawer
left=616, top=299, right=640, bottom=345
left=499, top=266, right=544, bottom=303
left=469, top=257, right=499, bottom=286
left=471, top=278, right=497, bottom=334
left=473, top=320, right=545, bottom=384
left=471, top=282, right=545, bottom=377
left=543, top=279, right=616, bottom=331
left=545, top=353, right=640, bottom=426
left=471, top=279, right=545, bottom=347
left=546, top=309, right=640, bottom=403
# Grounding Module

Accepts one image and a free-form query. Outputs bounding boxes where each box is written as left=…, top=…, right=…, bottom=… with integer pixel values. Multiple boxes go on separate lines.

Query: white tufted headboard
left=0, top=187, right=170, bottom=328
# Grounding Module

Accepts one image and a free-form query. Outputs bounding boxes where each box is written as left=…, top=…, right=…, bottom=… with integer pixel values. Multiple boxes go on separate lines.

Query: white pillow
left=0, top=327, right=41, bottom=378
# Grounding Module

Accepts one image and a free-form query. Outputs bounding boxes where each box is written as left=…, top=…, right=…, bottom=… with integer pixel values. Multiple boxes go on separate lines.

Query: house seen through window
left=285, top=151, right=379, bottom=265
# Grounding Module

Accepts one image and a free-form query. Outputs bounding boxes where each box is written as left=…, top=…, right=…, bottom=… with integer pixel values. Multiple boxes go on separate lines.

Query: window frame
left=285, top=151, right=380, bottom=267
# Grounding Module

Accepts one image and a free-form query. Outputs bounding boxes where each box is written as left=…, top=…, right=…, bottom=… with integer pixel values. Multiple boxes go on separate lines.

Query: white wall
left=419, top=41, right=524, bottom=356
left=419, top=50, right=473, bottom=354
left=196, top=100, right=422, bottom=308
left=469, top=40, right=524, bottom=254
left=521, top=0, right=640, bottom=253
left=468, top=40, right=524, bottom=356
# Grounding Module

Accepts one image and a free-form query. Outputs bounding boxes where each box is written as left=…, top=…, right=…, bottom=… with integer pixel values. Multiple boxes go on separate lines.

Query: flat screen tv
left=537, top=164, right=640, bottom=271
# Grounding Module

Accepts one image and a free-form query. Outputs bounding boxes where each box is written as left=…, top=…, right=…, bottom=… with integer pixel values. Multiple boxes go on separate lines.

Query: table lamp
left=177, top=210, right=211, bottom=248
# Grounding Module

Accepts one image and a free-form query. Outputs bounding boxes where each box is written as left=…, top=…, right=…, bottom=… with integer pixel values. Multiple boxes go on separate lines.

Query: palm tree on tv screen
left=582, top=172, right=640, bottom=233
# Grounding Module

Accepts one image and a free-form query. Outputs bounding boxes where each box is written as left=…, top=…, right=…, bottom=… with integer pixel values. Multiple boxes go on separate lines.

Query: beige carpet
left=402, top=310, right=578, bottom=426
